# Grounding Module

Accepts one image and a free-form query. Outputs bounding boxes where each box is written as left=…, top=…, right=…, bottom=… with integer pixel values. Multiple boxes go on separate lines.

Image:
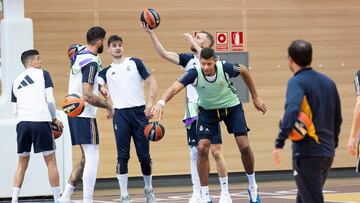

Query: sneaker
left=120, top=195, right=131, bottom=203
left=219, top=193, right=232, bottom=203
left=188, top=194, right=202, bottom=203
left=200, top=197, right=212, bottom=203
left=247, top=185, right=261, bottom=203
left=55, top=197, right=72, bottom=203
left=144, top=188, right=157, bottom=203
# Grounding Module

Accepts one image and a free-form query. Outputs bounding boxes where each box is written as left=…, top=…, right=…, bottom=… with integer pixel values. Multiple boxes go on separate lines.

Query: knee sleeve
left=139, top=155, right=152, bottom=176
left=189, top=146, right=198, bottom=161
left=117, top=158, right=129, bottom=174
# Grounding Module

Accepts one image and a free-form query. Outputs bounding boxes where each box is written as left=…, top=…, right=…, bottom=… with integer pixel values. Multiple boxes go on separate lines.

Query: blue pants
left=113, top=106, right=152, bottom=175
left=293, top=156, right=333, bottom=203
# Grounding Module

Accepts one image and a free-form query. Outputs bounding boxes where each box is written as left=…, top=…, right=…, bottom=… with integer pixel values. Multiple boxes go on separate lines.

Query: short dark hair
left=288, top=40, right=312, bottom=67
left=21, top=49, right=39, bottom=66
left=107, top=35, right=123, bottom=46
left=199, top=30, right=214, bottom=48
left=86, top=26, right=106, bottom=45
left=200, top=48, right=215, bottom=60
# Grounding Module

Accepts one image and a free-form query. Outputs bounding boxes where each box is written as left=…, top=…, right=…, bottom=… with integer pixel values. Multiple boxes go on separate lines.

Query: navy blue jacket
left=275, top=68, right=342, bottom=158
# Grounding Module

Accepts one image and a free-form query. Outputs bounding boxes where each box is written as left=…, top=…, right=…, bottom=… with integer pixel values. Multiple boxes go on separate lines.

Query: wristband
left=157, top=100, right=165, bottom=107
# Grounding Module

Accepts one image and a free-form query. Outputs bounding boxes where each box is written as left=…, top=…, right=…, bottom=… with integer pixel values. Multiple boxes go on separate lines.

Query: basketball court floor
left=1, top=174, right=359, bottom=203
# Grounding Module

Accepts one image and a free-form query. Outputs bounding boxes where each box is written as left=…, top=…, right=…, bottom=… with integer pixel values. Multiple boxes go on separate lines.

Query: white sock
left=246, top=173, right=257, bottom=188
left=11, top=187, right=20, bottom=203
left=219, top=176, right=229, bottom=194
left=61, top=183, right=75, bottom=199
left=52, top=186, right=61, bottom=200
left=117, top=174, right=129, bottom=197
left=143, top=175, right=153, bottom=190
left=82, top=144, right=99, bottom=202
left=201, top=186, right=210, bottom=201
left=190, top=147, right=201, bottom=196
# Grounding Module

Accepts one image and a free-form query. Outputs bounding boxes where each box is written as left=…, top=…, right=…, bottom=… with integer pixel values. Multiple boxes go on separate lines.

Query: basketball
left=61, top=93, right=85, bottom=117
left=140, top=8, right=160, bottom=29
left=50, top=122, right=62, bottom=139
left=289, top=112, right=312, bottom=141
left=144, top=121, right=165, bottom=142
left=67, top=44, right=82, bottom=60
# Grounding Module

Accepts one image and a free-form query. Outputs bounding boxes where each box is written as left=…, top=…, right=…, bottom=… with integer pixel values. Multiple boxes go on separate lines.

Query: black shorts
left=68, top=117, right=99, bottom=145
left=197, top=103, right=249, bottom=140
left=16, top=121, right=55, bottom=153
left=187, top=121, right=222, bottom=147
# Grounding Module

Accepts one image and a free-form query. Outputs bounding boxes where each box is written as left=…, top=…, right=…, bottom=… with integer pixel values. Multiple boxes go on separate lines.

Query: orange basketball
left=140, top=8, right=160, bottom=29
left=67, top=44, right=82, bottom=60
left=61, top=94, right=85, bottom=117
left=50, top=122, right=62, bottom=139
left=144, top=121, right=165, bottom=142
left=289, top=112, right=312, bottom=141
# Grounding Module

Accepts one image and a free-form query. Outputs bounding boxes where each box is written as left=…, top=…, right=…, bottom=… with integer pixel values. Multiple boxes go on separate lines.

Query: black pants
left=293, top=156, right=334, bottom=203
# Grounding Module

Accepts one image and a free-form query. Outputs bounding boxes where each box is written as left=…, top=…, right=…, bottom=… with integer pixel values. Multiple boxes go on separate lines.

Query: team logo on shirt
left=219, top=81, right=225, bottom=87
left=126, top=66, right=131, bottom=71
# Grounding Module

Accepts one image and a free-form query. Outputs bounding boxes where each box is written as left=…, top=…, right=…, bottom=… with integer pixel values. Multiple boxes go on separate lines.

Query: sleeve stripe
left=355, top=75, right=360, bottom=96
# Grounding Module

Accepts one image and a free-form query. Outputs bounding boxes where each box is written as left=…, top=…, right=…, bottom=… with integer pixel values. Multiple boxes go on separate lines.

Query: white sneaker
left=120, top=195, right=131, bottom=203
left=144, top=188, right=157, bottom=203
left=55, top=197, right=72, bottom=203
left=188, top=194, right=202, bottom=203
left=248, top=185, right=261, bottom=203
left=219, top=193, right=232, bottom=203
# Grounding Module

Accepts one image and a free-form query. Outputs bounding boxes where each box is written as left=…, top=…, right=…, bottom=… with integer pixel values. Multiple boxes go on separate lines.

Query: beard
left=97, top=44, right=104, bottom=54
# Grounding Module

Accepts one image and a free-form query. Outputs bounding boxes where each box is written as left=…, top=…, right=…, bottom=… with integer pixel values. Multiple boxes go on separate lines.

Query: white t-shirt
left=11, top=68, right=53, bottom=123
left=98, top=57, right=150, bottom=109
left=68, top=49, right=101, bottom=118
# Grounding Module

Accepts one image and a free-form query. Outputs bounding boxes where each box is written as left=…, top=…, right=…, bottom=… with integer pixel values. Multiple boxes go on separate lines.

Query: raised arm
left=151, top=81, right=185, bottom=119
left=142, top=24, right=180, bottom=64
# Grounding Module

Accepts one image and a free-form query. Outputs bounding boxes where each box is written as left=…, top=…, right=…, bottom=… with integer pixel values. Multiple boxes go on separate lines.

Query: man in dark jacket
left=272, top=40, right=342, bottom=203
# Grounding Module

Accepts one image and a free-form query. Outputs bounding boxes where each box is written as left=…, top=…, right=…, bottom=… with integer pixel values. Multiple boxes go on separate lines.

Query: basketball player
left=272, top=40, right=342, bottom=203
left=347, top=70, right=360, bottom=173
left=151, top=48, right=266, bottom=203
left=98, top=35, right=158, bottom=203
left=57, top=26, right=114, bottom=203
left=11, top=49, right=64, bottom=203
left=143, top=26, right=233, bottom=203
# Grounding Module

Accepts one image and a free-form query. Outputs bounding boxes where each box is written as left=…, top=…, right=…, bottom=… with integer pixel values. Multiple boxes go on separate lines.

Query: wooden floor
left=3, top=176, right=359, bottom=203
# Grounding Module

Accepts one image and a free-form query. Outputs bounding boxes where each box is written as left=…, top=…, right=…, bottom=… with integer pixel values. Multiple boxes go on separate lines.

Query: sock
left=143, top=175, right=153, bottom=190
left=190, top=147, right=201, bottom=196
left=52, top=186, right=61, bottom=200
left=246, top=173, right=257, bottom=188
left=219, top=176, right=229, bottom=194
left=11, top=187, right=20, bottom=203
left=201, top=186, right=210, bottom=201
left=82, top=144, right=99, bottom=203
left=61, top=183, right=75, bottom=199
left=117, top=174, right=129, bottom=197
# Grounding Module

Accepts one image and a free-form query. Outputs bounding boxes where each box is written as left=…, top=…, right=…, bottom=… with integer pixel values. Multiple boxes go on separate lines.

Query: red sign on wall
left=215, top=32, right=228, bottom=52
left=230, top=31, right=244, bottom=51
